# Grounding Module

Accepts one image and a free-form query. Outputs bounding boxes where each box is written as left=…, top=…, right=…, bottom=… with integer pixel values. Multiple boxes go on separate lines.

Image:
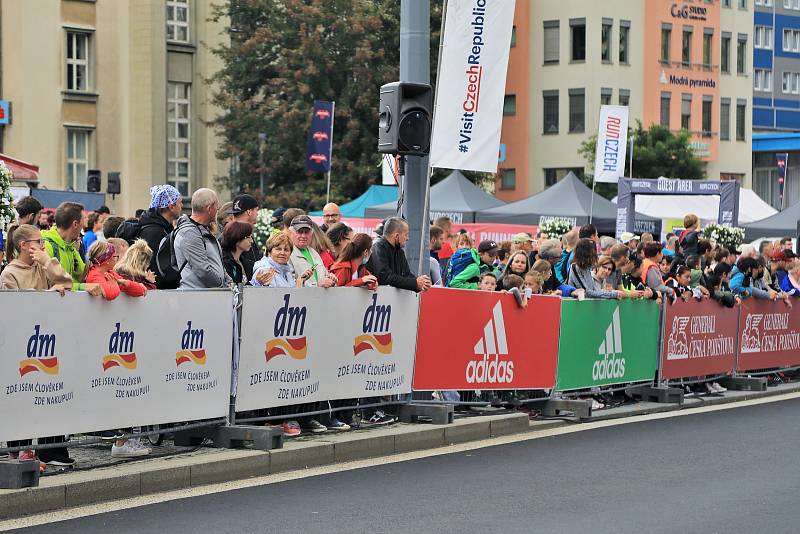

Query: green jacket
left=448, top=249, right=497, bottom=289
left=42, top=228, right=85, bottom=284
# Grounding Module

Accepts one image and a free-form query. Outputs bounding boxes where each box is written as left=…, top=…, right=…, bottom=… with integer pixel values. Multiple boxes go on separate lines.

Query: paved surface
left=12, top=397, right=800, bottom=534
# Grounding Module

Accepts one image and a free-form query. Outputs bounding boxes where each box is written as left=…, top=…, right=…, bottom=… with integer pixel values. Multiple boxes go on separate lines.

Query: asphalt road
left=13, top=398, right=800, bottom=534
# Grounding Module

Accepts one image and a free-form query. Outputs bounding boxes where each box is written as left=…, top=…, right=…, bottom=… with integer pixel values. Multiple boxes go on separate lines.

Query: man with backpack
left=116, top=185, right=183, bottom=289
left=445, top=240, right=499, bottom=289
left=174, top=188, right=230, bottom=289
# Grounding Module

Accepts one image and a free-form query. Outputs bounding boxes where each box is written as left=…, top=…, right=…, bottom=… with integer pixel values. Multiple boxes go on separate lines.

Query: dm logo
left=102, top=323, right=137, bottom=371
left=353, top=294, right=393, bottom=356
left=19, top=325, right=59, bottom=377
left=265, top=294, right=307, bottom=362
left=176, top=321, right=207, bottom=366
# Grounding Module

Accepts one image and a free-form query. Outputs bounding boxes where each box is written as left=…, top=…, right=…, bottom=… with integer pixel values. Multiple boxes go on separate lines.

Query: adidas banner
left=413, top=288, right=561, bottom=390
left=737, top=299, right=800, bottom=372
left=661, top=299, right=737, bottom=380
left=0, top=290, right=232, bottom=443
left=555, top=299, right=659, bottom=391
left=236, top=286, right=418, bottom=411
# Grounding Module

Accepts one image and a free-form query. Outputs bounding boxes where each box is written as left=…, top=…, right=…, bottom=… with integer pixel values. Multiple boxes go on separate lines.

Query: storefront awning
left=0, top=153, right=39, bottom=183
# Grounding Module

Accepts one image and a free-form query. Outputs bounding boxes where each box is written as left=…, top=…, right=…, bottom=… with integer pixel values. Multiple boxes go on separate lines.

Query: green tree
left=210, top=0, right=452, bottom=210
left=578, top=121, right=706, bottom=199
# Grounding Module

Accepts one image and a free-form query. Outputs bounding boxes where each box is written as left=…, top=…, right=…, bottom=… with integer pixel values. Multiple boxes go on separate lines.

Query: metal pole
left=629, top=135, right=634, bottom=179
left=258, top=132, right=267, bottom=193
left=589, top=178, right=596, bottom=224
left=400, top=0, right=430, bottom=276
left=326, top=101, right=335, bottom=204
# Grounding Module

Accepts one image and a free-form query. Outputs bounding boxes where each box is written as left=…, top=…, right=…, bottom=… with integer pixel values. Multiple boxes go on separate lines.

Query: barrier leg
left=174, top=425, right=283, bottom=450
left=398, top=403, right=454, bottom=425
left=0, top=460, right=40, bottom=489
left=542, top=398, right=592, bottom=419
left=626, top=384, right=684, bottom=405
left=719, top=376, right=767, bottom=392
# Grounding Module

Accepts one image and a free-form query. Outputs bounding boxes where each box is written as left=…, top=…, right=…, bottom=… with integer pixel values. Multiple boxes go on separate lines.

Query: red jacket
left=330, top=259, right=378, bottom=289
left=86, top=268, right=148, bottom=301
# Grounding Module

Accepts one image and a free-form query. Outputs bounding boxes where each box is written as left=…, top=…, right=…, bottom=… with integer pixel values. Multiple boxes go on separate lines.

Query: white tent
left=612, top=187, right=776, bottom=224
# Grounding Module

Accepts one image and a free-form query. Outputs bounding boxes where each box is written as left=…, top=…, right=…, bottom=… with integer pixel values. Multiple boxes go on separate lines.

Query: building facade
left=499, top=0, right=753, bottom=200
left=0, top=0, right=229, bottom=216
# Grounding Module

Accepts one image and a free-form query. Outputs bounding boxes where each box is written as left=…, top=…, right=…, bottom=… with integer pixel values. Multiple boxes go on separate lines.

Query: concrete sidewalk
left=3, top=381, right=799, bottom=521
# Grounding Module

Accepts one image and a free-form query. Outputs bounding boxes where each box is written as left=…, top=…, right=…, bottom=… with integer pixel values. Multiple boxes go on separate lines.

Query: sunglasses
left=22, top=239, right=44, bottom=246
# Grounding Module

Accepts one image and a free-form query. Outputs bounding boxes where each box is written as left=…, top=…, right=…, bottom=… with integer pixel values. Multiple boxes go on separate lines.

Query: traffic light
left=378, top=82, right=432, bottom=156
left=87, top=169, right=101, bottom=192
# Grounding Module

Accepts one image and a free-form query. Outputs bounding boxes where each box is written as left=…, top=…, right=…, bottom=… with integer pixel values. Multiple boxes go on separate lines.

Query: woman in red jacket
left=329, top=233, right=378, bottom=289
left=85, top=241, right=148, bottom=300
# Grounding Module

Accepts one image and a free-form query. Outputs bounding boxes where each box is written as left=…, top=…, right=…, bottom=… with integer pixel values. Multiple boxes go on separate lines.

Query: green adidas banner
left=555, top=299, right=660, bottom=391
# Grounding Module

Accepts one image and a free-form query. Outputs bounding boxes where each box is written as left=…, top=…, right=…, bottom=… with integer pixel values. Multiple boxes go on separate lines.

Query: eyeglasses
left=22, top=239, right=44, bottom=246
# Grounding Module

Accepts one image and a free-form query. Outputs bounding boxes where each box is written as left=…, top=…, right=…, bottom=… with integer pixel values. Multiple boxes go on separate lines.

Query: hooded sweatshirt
left=41, top=227, right=85, bottom=283
left=0, top=258, right=72, bottom=290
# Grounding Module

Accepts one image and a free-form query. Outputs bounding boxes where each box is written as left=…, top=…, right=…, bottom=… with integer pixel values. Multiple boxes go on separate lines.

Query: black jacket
left=366, top=237, right=418, bottom=291
left=138, top=210, right=177, bottom=289
left=222, top=248, right=247, bottom=285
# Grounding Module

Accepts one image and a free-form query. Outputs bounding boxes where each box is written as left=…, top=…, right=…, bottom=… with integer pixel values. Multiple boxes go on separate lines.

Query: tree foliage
left=578, top=122, right=707, bottom=199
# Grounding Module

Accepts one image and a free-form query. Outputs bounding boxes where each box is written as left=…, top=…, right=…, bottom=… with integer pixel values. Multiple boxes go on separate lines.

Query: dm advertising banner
left=429, top=0, right=516, bottom=173
left=737, top=299, right=800, bottom=372
left=593, top=105, right=629, bottom=183
left=660, top=299, right=737, bottom=380
left=0, top=290, right=233, bottom=443
left=236, top=287, right=418, bottom=411
left=555, top=299, right=659, bottom=391
left=413, top=288, right=561, bottom=390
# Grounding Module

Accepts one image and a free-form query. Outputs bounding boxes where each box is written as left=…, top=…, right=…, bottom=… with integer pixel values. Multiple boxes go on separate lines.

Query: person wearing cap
left=137, top=184, right=184, bottom=289
left=446, top=239, right=500, bottom=289
left=620, top=232, right=640, bottom=251
left=174, top=188, right=231, bottom=289
left=287, top=215, right=337, bottom=288
left=511, top=232, right=537, bottom=263
left=226, top=194, right=260, bottom=281
left=771, top=249, right=794, bottom=287
left=321, top=203, right=341, bottom=232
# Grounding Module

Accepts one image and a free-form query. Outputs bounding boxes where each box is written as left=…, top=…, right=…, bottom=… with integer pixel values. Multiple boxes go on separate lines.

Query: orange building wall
left=643, top=0, right=720, bottom=163
left=497, top=0, right=530, bottom=201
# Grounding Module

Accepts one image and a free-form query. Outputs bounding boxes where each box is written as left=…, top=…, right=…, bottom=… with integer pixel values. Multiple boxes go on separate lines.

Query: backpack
left=115, top=219, right=160, bottom=245
left=554, top=249, right=571, bottom=284
left=444, top=248, right=476, bottom=287
left=155, top=220, right=208, bottom=287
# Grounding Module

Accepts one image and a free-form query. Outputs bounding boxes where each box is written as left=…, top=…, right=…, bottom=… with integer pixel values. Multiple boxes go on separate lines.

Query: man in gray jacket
left=174, top=188, right=231, bottom=289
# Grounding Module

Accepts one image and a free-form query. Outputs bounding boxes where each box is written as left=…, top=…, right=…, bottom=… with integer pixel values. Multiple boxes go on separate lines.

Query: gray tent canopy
left=476, top=172, right=658, bottom=235
left=743, top=201, right=800, bottom=240
left=363, top=170, right=504, bottom=224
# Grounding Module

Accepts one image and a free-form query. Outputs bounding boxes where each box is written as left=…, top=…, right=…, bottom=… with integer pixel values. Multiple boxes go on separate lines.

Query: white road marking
left=3, top=391, right=799, bottom=531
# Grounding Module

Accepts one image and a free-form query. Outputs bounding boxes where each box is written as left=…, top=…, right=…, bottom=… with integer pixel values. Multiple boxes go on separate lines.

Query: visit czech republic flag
left=305, top=100, right=334, bottom=173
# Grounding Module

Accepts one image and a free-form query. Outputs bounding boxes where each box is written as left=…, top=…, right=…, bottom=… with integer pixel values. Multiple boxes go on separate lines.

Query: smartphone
left=524, top=287, right=532, bottom=299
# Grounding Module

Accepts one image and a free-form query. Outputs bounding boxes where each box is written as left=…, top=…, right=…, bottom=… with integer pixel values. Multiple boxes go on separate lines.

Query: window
left=703, top=29, right=713, bottom=68
left=568, top=89, right=585, bottom=132
left=661, top=25, right=671, bottom=64
left=166, top=0, right=190, bottom=43
left=739, top=0, right=747, bottom=7
left=723, top=0, right=731, bottom=6
left=601, top=88, right=612, bottom=106
left=570, top=19, right=586, bottom=61
left=510, top=26, right=517, bottom=48
left=66, top=31, right=90, bottom=92
left=785, top=0, right=800, bottom=8
left=736, top=100, right=746, bottom=140
left=783, top=28, right=800, bottom=52
left=720, top=98, right=730, bottom=141
left=619, top=21, right=630, bottom=63
left=682, top=27, right=692, bottom=67
left=543, top=91, right=559, bottom=134
left=66, top=129, right=90, bottom=191
left=702, top=96, right=712, bottom=137
left=721, top=34, right=731, bottom=73
left=754, top=68, right=772, bottom=91
left=660, top=92, right=671, bottom=127
left=544, top=168, right=584, bottom=187
left=602, top=19, right=613, bottom=62
left=167, top=82, right=191, bottom=196
left=782, top=71, right=800, bottom=93
left=737, top=35, right=747, bottom=74
left=503, top=95, right=516, bottom=115
left=755, top=26, right=773, bottom=50
left=543, top=21, right=559, bottom=64
left=681, top=93, right=692, bottom=130
left=619, top=89, right=630, bottom=107
left=756, top=0, right=773, bottom=5
left=500, top=169, right=516, bottom=190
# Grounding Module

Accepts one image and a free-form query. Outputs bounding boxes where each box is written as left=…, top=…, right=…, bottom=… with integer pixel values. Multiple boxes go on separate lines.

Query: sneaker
left=711, top=382, right=727, bottom=393
left=326, top=418, right=351, bottom=431
left=111, top=439, right=151, bottom=458
left=40, top=454, right=75, bottom=467
left=18, top=450, right=47, bottom=473
left=365, top=410, right=396, bottom=426
left=280, top=421, right=301, bottom=437
left=589, top=399, right=605, bottom=411
left=301, top=419, right=327, bottom=434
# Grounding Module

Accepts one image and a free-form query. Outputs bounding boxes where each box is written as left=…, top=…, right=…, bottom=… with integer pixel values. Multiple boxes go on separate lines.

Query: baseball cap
left=270, top=207, right=286, bottom=224
left=227, top=194, right=259, bottom=214
left=771, top=249, right=788, bottom=261
left=290, top=214, right=313, bottom=231
left=478, top=240, right=499, bottom=254
left=512, top=232, right=534, bottom=244
left=620, top=232, right=640, bottom=244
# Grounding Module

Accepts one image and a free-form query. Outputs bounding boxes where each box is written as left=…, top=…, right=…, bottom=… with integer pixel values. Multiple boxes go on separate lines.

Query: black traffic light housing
left=87, top=169, right=101, bottom=192
left=378, top=81, right=433, bottom=156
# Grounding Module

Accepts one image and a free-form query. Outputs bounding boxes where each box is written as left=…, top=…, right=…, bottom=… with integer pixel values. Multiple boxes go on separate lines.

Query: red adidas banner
left=736, top=299, right=800, bottom=372
left=660, top=299, right=738, bottom=380
left=413, top=288, right=561, bottom=390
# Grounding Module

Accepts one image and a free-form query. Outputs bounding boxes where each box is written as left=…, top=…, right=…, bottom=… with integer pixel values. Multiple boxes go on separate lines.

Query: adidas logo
left=466, top=301, right=514, bottom=384
left=593, top=307, right=626, bottom=380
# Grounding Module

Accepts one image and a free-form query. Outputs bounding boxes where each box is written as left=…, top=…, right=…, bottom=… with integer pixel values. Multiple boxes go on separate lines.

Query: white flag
left=429, top=0, right=516, bottom=173
left=594, top=105, right=629, bottom=183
